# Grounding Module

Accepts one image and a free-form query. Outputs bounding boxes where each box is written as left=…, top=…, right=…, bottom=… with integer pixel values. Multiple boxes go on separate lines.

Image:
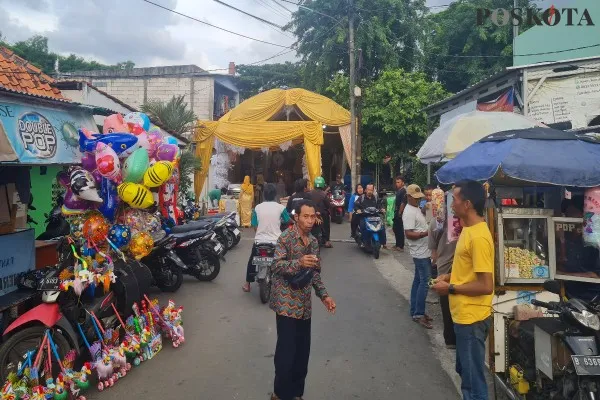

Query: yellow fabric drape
left=223, top=88, right=351, bottom=127
left=193, top=121, right=323, bottom=200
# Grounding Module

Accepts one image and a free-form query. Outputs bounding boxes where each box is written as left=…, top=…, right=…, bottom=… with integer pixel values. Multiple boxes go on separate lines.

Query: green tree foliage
left=423, top=0, right=532, bottom=92
left=235, top=62, right=304, bottom=100
left=178, top=147, right=202, bottom=202
left=141, top=95, right=197, bottom=136
left=285, top=0, right=428, bottom=92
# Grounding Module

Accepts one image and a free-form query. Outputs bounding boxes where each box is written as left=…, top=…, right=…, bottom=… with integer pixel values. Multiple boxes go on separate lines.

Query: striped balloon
left=143, top=161, right=174, bottom=188
left=117, top=182, right=154, bottom=209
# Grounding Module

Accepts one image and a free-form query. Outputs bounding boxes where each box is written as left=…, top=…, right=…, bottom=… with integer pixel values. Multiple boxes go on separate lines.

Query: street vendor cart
left=437, top=127, right=600, bottom=399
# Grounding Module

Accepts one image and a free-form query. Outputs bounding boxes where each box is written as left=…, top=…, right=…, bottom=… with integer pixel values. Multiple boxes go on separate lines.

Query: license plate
left=572, top=355, right=600, bottom=375
left=214, top=243, right=223, bottom=252
left=38, top=277, right=60, bottom=291
left=233, top=228, right=240, bottom=236
left=252, top=257, right=273, bottom=266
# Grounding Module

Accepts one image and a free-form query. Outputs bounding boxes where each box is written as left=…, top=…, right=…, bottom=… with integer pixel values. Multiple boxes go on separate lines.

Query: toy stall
left=436, top=128, right=600, bottom=396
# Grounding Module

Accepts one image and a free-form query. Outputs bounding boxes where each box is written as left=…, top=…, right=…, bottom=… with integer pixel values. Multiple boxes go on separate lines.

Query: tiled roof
left=0, top=46, right=65, bottom=100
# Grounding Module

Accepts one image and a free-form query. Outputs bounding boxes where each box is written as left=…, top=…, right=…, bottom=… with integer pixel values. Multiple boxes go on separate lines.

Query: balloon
left=148, top=124, right=162, bottom=135
left=143, top=161, right=174, bottom=188
left=108, top=224, right=131, bottom=248
left=129, top=231, right=153, bottom=260
left=103, top=114, right=130, bottom=134
left=81, top=152, right=96, bottom=171
left=63, top=188, right=93, bottom=211
left=69, top=167, right=103, bottom=203
left=145, top=213, right=162, bottom=233
left=136, top=132, right=151, bottom=154
left=119, top=209, right=147, bottom=234
left=80, top=127, right=95, bottom=139
left=56, top=171, right=70, bottom=187
left=129, top=124, right=146, bottom=136
left=91, top=169, right=103, bottom=185
left=98, top=178, right=119, bottom=221
left=164, top=136, right=178, bottom=145
left=147, top=131, right=163, bottom=157
left=82, top=213, right=110, bottom=243
left=67, top=215, right=86, bottom=238
left=124, top=112, right=150, bottom=132
left=155, top=144, right=178, bottom=162
left=123, top=148, right=149, bottom=183
left=117, top=182, right=154, bottom=209
left=79, top=130, right=138, bottom=155
left=95, top=142, right=121, bottom=182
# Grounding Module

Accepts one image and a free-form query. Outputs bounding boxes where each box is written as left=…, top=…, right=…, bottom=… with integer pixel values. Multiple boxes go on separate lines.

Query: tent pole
left=427, top=163, right=431, bottom=184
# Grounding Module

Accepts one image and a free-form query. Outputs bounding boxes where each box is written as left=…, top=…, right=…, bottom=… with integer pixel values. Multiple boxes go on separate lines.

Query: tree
left=235, top=62, right=304, bottom=100
left=178, top=147, right=202, bottom=202
left=423, top=0, right=532, bottom=92
left=141, top=95, right=197, bottom=136
left=285, top=0, right=428, bottom=92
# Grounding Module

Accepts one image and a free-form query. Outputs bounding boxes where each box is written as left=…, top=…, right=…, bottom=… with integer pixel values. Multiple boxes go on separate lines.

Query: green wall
left=514, top=0, right=600, bottom=66
left=29, top=165, right=62, bottom=237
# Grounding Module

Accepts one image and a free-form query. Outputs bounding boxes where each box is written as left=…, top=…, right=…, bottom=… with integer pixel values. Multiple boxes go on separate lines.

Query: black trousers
left=350, top=213, right=359, bottom=236
left=392, top=216, right=405, bottom=249
left=322, top=214, right=331, bottom=242
left=274, top=314, right=311, bottom=400
left=440, top=294, right=456, bottom=346
left=246, top=243, right=259, bottom=283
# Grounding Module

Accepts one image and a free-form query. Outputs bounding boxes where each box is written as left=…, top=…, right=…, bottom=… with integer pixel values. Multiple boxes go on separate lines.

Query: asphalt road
left=90, top=223, right=459, bottom=400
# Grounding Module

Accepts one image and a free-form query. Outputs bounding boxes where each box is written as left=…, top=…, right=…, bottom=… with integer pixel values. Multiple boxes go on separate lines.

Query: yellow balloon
left=129, top=231, right=154, bottom=260
left=143, top=161, right=174, bottom=188
left=117, top=182, right=154, bottom=209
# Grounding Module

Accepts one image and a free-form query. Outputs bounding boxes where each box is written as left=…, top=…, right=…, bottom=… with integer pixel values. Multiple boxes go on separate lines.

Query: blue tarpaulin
left=435, top=127, right=600, bottom=187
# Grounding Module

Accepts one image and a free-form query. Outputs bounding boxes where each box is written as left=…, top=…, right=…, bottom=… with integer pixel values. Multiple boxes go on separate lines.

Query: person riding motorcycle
left=309, top=176, right=332, bottom=248
left=331, top=174, right=345, bottom=194
left=354, top=183, right=387, bottom=248
left=243, top=183, right=291, bottom=293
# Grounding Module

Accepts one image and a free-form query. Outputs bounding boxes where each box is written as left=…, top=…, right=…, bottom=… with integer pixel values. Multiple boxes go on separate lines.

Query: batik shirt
left=269, top=225, right=329, bottom=320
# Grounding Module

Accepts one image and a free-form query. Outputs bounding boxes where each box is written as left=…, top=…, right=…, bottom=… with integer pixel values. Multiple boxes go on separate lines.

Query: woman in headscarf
left=239, top=176, right=254, bottom=227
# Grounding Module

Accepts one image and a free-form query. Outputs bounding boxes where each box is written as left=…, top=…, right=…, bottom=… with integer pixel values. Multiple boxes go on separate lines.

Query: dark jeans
left=439, top=295, right=456, bottom=346
left=350, top=213, right=359, bottom=236
left=274, top=314, right=311, bottom=400
left=246, top=243, right=259, bottom=283
left=454, top=318, right=491, bottom=400
left=410, top=257, right=431, bottom=318
left=392, top=216, right=404, bottom=249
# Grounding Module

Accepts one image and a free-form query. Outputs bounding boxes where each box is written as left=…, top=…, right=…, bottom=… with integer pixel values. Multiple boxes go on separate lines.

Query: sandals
left=414, top=316, right=433, bottom=329
left=324, top=242, right=333, bottom=248
left=242, top=283, right=251, bottom=292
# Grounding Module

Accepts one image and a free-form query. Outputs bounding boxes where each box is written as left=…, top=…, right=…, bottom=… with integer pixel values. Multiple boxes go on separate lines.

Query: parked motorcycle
left=329, top=189, right=346, bottom=224
left=354, top=207, right=384, bottom=259
left=141, top=234, right=186, bottom=291
left=0, top=258, right=151, bottom=382
left=251, top=243, right=275, bottom=304
left=198, top=212, right=241, bottom=248
left=497, top=280, right=600, bottom=400
left=172, top=228, right=223, bottom=281
left=36, top=205, right=70, bottom=240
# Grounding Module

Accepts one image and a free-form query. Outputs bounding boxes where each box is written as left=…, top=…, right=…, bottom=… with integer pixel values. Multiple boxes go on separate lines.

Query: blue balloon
left=164, top=136, right=178, bottom=145
left=108, top=224, right=131, bottom=249
left=98, top=178, right=119, bottom=221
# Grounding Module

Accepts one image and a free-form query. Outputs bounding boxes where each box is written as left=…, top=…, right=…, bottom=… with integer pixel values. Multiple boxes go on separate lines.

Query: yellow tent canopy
left=194, top=88, right=351, bottom=200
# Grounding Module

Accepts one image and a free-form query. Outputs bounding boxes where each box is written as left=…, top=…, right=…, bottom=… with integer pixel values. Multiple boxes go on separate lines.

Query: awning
left=0, top=97, right=97, bottom=164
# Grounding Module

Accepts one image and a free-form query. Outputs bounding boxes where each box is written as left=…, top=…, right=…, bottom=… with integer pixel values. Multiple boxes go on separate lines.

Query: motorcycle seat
left=171, top=220, right=213, bottom=233
left=171, top=229, right=210, bottom=240
left=518, top=317, right=567, bottom=340
left=197, top=213, right=228, bottom=220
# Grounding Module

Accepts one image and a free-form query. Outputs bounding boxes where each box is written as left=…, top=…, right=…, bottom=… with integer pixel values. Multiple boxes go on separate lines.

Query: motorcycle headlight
left=366, top=222, right=381, bottom=231
left=571, top=310, right=600, bottom=331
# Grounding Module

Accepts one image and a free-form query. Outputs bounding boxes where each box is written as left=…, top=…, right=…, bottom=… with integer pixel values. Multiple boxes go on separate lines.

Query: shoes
left=446, top=344, right=456, bottom=350
left=270, top=395, right=279, bottom=400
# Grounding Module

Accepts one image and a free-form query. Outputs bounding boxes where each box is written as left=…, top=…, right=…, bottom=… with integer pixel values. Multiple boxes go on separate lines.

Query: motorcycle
left=329, top=190, right=346, bottom=224
left=198, top=212, right=241, bottom=248
left=497, top=280, right=600, bottom=400
left=172, top=228, right=223, bottom=281
left=0, top=257, right=151, bottom=382
left=141, top=234, right=186, bottom=291
left=354, top=207, right=385, bottom=259
left=251, top=243, right=275, bottom=304
left=36, top=205, right=71, bottom=240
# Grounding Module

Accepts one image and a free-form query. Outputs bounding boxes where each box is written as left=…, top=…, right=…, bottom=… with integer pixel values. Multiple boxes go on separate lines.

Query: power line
left=253, top=0, right=289, bottom=19
left=279, top=0, right=339, bottom=21
left=141, top=0, right=292, bottom=49
left=212, top=0, right=285, bottom=29
left=203, top=49, right=296, bottom=72
left=271, top=0, right=293, bottom=13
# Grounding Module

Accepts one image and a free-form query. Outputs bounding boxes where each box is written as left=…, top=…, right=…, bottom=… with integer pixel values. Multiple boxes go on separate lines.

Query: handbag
left=283, top=242, right=315, bottom=290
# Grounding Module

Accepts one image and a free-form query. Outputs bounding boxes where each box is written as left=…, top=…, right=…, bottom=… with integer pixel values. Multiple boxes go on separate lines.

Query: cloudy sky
left=0, top=0, right=568, bottom=72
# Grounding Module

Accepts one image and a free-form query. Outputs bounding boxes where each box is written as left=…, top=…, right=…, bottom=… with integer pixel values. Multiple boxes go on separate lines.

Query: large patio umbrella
left=417, top=111, right=542, bottom=164
left=435, top=127, right=600, bottom=187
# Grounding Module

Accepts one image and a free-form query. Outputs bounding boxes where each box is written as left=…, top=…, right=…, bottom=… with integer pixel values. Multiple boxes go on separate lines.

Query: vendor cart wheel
left=0, top=326, right=72, bottom=383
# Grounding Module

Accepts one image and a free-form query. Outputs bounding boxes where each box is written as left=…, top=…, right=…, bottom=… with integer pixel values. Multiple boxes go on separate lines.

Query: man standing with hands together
left=270, top=200, right=336, bottom=400
left=432, top=180, right=494, bottom=400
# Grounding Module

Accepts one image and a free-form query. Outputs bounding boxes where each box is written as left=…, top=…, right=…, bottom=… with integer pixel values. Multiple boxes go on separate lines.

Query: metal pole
left=349, top=0, right=358, bottom=191
left=513, top=0, right=519, bottom=53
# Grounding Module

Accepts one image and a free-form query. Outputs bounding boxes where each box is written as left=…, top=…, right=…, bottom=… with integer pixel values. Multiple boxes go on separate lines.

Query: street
left=90, top=223, right=459, bottom=400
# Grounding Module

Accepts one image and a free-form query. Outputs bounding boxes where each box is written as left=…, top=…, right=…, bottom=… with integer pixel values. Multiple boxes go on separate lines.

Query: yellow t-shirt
left=449, top=221, right=495, bottom=325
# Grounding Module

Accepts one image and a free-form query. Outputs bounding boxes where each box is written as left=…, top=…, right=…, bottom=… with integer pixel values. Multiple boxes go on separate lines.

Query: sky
left=0, top=0, right=573, bottom=72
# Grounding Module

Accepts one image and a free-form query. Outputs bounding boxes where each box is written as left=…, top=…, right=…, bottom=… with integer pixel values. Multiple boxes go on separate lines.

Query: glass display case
left=552, top=217, right=600, bottom=283
left=497, top=208, right=556, bottom=285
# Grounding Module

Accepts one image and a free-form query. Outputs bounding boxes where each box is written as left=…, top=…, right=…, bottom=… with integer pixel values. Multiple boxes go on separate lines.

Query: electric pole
left=349, top=0, right=358, bottom=191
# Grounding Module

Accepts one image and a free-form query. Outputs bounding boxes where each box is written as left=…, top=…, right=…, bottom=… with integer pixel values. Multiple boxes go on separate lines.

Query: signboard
left=528, top=72, right=600, bottom=128
left=0, top=229, right=35, bottom=296
left=0, top=100, right=96, bottom=164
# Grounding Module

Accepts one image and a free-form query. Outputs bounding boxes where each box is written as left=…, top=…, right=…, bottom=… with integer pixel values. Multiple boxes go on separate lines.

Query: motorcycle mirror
left=543, top=280, right=561, bottom=295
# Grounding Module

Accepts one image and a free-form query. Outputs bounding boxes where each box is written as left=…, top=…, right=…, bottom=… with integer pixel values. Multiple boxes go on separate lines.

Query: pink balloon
left=136, top=132, right=151, bottom=153
left=95, top=142, right=121, bottom=182
left=103, top=114, right=130, bottom=134
left=81, top=152, right=97, bottom=171
left=147, top=131, right=164, bottom=157
left=156, top=144, right=178, bottom=162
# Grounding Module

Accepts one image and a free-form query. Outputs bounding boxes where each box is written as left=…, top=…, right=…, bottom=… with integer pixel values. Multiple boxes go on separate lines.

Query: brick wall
left=92, top=78, right=146, bottom=108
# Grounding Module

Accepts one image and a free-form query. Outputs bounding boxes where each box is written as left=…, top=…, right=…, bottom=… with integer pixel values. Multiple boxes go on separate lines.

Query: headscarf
left=241, top=175, right=253, bottom=194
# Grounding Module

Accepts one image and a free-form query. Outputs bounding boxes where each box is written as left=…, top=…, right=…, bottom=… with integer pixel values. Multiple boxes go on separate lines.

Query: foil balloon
left=129, top=124, right=146, bottom=136
left=82, top=213, right=110, bottom=243
left=91, top=169, right=103, bottom=185
left=155, top=144, right=178, bottom=162
left=123, top=148, right=149, bottom=183
left=80, top=127, right=95, bottom=139
left=136, top=132, right=151, bottom=154
left=117, top=182, right=154, bottom=209
left=143, top=161, right=174, bottom=188
left=79, top=130, right=138, bottom=155
left=147, top=131, right=163, bottom=157
left=98, top=178, right=119, bottom=221
left=124, top=112, right=151, bottom=132
left=69, top=167, right=103, bottom=203
left=120, top=208, right=147, bottom=234
left=56, top=171, right=70, bottom=187
left=108, top=224, right=131, bottom=248
left=95, top=142, right=121, bottom=181
left=81, top=152, right=97, bottom=171
left=103, top=114, right=130, bottom=134
left=129, top=231, right=153, bottom=260
left=164, top=136, right=178, bottom=145
left=63, top=187, right=94, bottom=212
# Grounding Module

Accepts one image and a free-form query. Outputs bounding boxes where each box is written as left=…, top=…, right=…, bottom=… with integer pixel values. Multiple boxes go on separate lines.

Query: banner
left=477, top=88, right=514, bottom=112
left=0, top=99, right=96, bottom=164
left=0, top=228, right=35, bottom=296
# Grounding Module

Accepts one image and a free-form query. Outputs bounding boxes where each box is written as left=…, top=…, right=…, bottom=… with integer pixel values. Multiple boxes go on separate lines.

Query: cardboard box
left=0, top=184, right=16, bottom=235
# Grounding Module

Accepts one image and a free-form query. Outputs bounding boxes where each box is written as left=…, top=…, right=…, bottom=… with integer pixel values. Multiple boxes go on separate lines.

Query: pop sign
left=18, top=112, right=57, bottom=158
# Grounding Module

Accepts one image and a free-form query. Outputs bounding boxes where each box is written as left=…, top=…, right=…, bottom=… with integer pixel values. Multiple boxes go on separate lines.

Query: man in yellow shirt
left=432, top=180, right=494, bottom=400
